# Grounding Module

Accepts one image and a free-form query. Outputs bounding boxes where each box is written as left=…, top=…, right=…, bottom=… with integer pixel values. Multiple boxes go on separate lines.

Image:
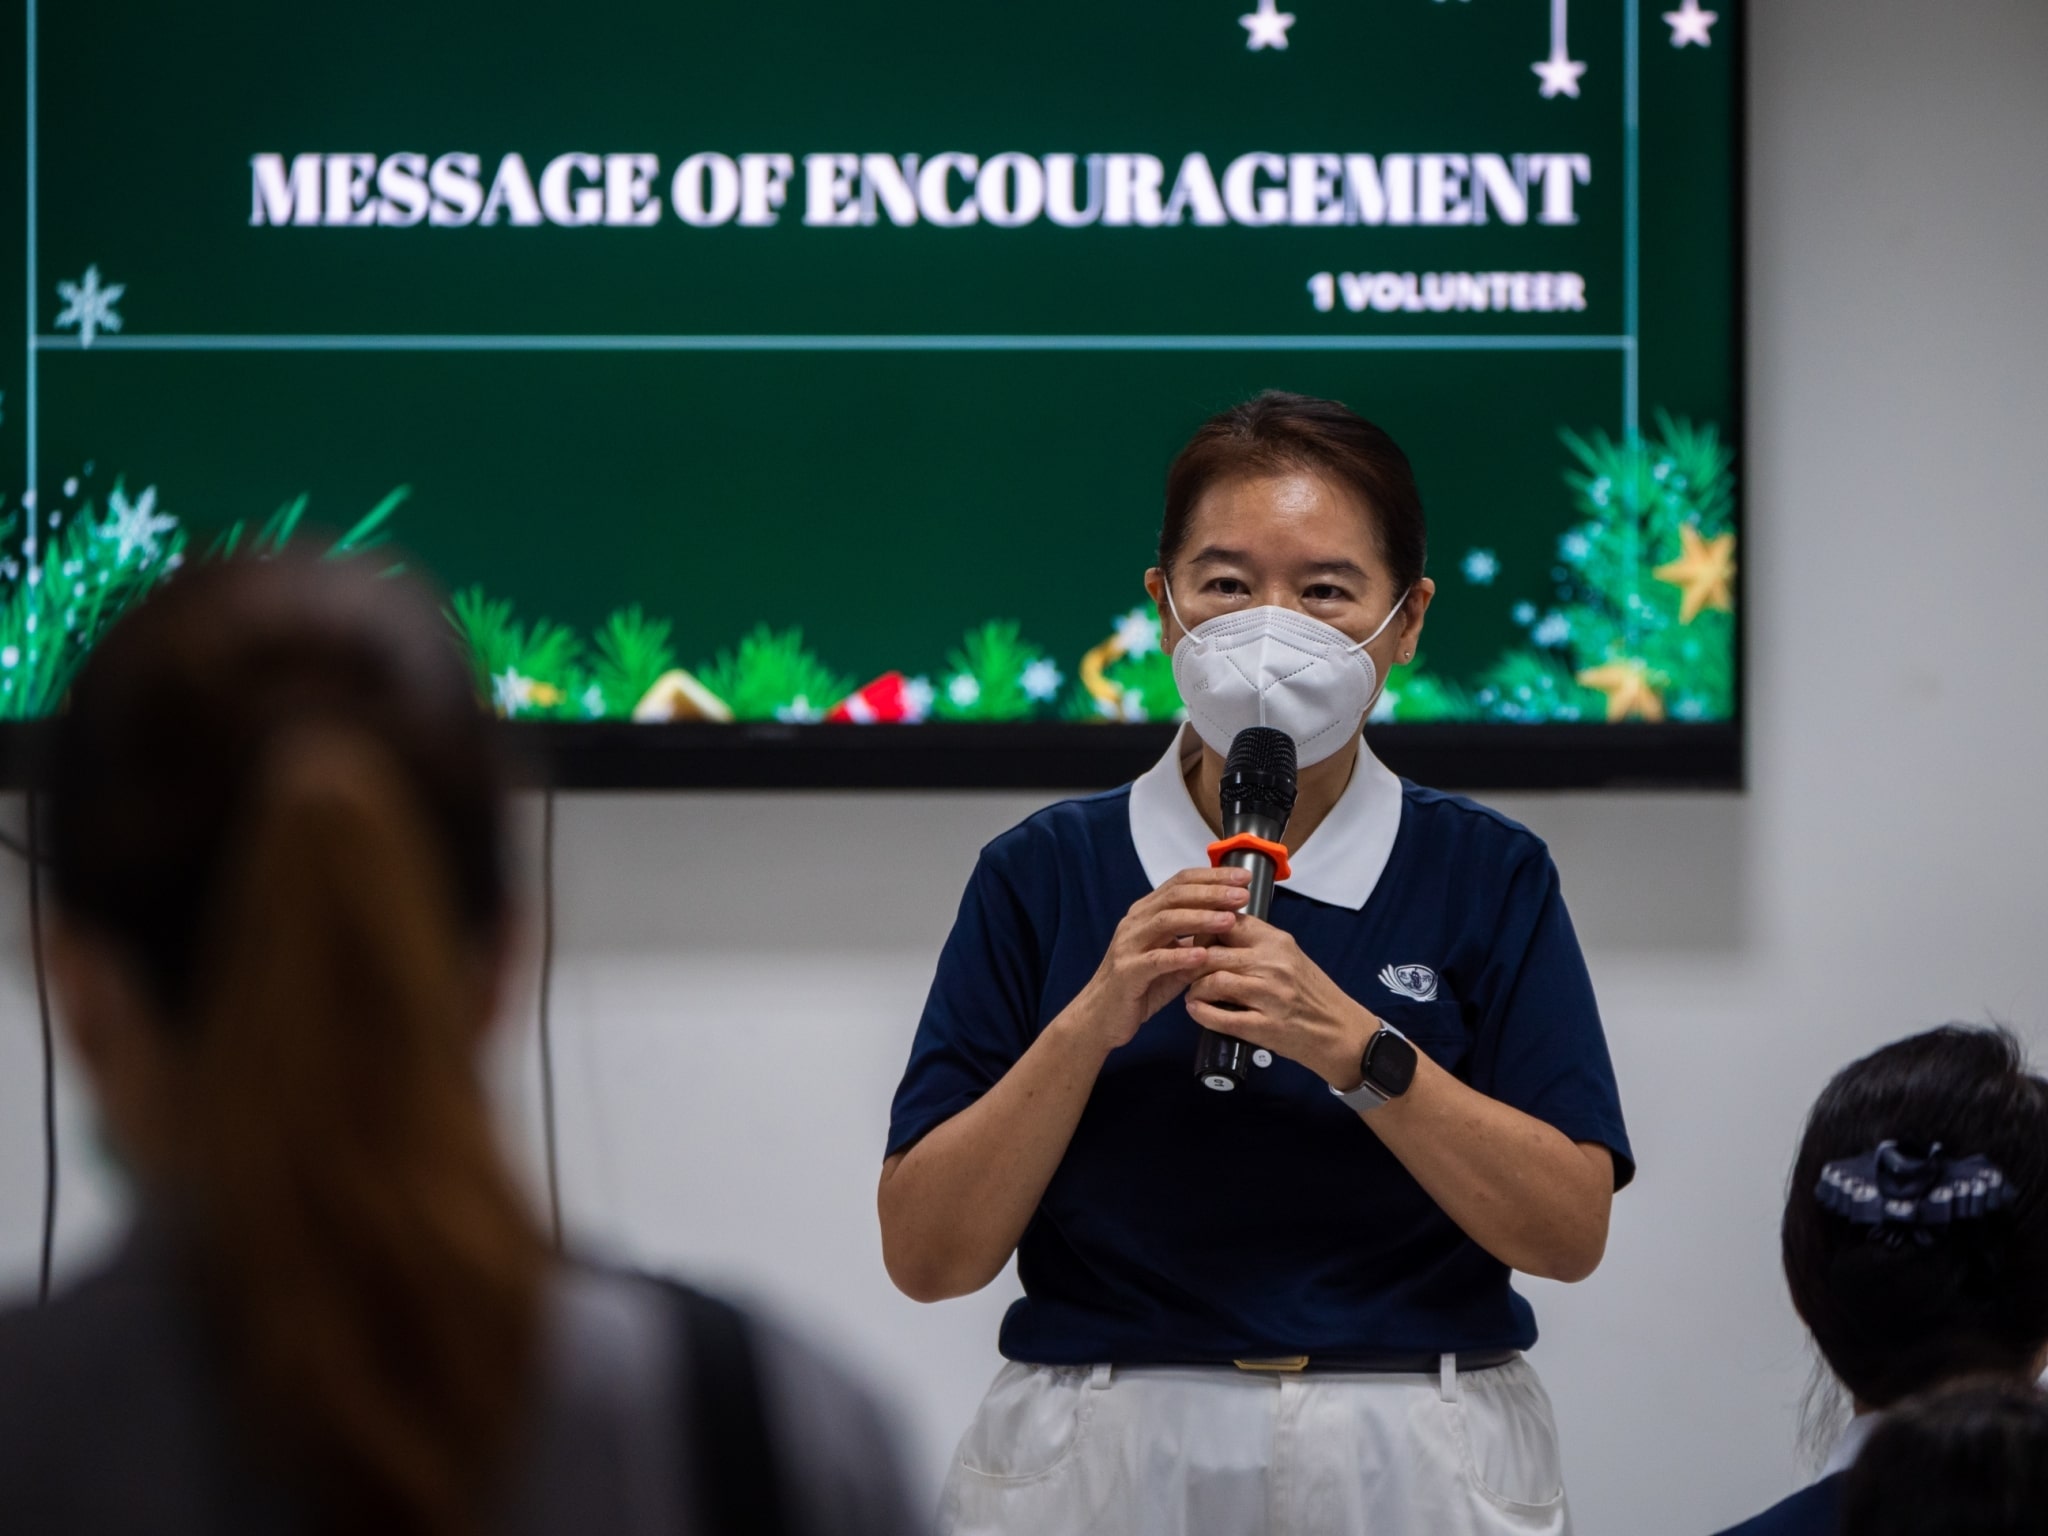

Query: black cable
left=538, top=787, right=562, bottom=1252
left=26, top=791, right=57, bottom=1305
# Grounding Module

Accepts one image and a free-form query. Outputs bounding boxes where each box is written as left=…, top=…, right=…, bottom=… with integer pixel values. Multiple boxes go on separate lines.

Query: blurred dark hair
left=48, top=556, right=544, bottom=1536
left=1783, top=1026, right=2048, bottom=1408
left=1158, top=390, right=1427, bottom=595
left=1841, top=1379, right=2048, bottom=1536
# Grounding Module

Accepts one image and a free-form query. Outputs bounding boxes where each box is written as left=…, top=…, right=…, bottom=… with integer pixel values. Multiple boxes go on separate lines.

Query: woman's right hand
left=881, top=864, right=1251, bottom=1303
left=1071, top=867, right=1252, bottom=1051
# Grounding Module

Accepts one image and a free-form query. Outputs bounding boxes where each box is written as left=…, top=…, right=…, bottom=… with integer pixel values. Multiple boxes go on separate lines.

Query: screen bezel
left=2, top=12, right=1745, bottom=794
left=0, top=718, right=1743, bottom=792
left=512, top=720, right=1744, bottom=791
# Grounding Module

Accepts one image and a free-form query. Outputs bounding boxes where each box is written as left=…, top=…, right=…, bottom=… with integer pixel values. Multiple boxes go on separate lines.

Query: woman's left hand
left=1185, top=917, right=1378, bottom=1090
left=1191, top=918, right=1617, bottom=1284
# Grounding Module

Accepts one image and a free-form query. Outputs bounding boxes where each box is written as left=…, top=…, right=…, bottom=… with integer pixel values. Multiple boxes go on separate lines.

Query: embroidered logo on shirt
left=1378, top=964, right=1439, bottom=1003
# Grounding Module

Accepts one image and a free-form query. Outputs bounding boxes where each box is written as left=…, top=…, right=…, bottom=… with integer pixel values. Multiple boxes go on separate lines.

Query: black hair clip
left=1816, top=1141, right=2016, bottom=1236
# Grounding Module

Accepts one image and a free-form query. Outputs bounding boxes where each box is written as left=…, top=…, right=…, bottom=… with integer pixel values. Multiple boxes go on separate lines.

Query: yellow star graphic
left=1653, top=524, right=1736, bottom=625
left=1577, top=659, right=1666, bottom=722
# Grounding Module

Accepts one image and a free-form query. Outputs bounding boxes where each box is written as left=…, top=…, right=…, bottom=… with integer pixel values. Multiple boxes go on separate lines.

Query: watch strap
left=1329, top=1024, right=1414, bottom=1115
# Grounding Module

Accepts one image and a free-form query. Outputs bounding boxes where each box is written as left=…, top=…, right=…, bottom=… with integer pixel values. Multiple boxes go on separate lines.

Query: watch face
left=1365, top=1030, right=1420, bottom=1098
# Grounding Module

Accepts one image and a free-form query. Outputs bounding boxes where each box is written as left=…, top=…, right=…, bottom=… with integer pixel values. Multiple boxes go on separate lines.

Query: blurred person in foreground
left=1840, top=1378, right=2048, bottom=1536
left=1710, top=1025, right=2048, bottom=1536
left=0, top=556, right=921, bottom=1536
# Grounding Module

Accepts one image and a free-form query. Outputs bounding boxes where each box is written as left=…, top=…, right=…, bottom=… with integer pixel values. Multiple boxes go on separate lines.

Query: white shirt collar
left=1126, top=726, right=1405, bottom=912
left=1821, top=1413, right=1881, bottom=1479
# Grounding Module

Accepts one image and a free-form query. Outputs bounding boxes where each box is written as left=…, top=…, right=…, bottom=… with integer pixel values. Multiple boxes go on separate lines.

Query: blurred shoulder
left=0, top=1239, right=244, bottom=1528
left=747, top=1305, right=927, bottom=1536
left=1708, top=1474, right=1844, bottom=1536
left=545, top=1266, right=926, bottom=1536
left=0, top=1236, right=193, bottom=1398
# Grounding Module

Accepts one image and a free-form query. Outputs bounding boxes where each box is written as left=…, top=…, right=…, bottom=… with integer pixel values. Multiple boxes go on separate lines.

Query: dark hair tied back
left=1783, top=1025, right=2048, bottom=1409
left=48, top=556, right=540, bottom=1536
left=1160, top=391, right=1427, bottom=595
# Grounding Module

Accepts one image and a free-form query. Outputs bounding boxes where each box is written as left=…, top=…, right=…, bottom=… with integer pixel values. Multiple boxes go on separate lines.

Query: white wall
left=4, top=3, right=2048, bottom=1531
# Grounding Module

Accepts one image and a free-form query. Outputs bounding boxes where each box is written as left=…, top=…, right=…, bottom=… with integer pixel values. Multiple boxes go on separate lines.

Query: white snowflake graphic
left=1115, top=607, right=1161, bottom=657
left=1462, top=548, right=1499, bottom=585
left=1559, top=529, right=1592, bottom=562
left=1020, top=658, right=1063, bottom=702
left=901, top=675, right=935, bottom=722
left=54, top=265, right=126, bottom=349
left=493, top=669, right=539, bottom=716
left=1513, top=601, right=1538, bottom=625
left=1532, top=613, right=1572, bottom=647
left=775, top=694, right=825, bottom=723
left=98, top=483, right=176, bottom=563
left=946, top=673, right=981, bottom=708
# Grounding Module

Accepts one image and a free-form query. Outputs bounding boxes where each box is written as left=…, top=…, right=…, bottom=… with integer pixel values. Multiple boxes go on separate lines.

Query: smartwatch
left=1329, top=1024, right=1419, bottom=1114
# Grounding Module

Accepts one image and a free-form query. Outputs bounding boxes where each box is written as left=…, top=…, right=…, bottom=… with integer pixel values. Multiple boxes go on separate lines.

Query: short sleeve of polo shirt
left=1470, top=843, right=1635, bottom=1190
left=886, top=838, right=1045, bottom=1158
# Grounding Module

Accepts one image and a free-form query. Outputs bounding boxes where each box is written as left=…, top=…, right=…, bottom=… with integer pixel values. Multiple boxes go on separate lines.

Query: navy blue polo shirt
left=886, top=740, right=1633, bottom=1366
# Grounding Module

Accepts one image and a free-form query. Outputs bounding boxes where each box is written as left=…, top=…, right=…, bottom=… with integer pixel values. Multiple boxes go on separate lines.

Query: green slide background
left=0, top=0, right=1738, bottom=724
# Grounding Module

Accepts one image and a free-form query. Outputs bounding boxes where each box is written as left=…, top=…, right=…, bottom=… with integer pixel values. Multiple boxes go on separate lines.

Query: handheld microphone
left=1194, top=726, right=1298, bottom=1092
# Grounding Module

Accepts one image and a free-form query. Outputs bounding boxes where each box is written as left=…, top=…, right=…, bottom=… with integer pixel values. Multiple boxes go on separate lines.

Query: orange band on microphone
left=1208, top=833, right=1292, bottom=882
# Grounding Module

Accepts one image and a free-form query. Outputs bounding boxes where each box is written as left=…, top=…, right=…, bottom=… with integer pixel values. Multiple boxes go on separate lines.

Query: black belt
left=1227, top=1348, right=1521, bottom=1375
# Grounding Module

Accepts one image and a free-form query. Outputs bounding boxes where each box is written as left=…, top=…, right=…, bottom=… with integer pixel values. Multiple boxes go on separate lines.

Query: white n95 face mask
left=1165, top=585, right=1410, bottom=767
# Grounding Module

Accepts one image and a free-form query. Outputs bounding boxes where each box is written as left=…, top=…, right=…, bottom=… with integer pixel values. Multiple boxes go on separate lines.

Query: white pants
left=939, top=1356, right=1570, bottom=1536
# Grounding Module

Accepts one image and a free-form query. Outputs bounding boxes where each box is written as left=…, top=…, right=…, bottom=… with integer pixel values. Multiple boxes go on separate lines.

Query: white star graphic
left=1532, top=49, right=1586, bottom=98
left=1239, top=0, right=1295, bottom=51
left=1662, top=0, right=1717, bottom=47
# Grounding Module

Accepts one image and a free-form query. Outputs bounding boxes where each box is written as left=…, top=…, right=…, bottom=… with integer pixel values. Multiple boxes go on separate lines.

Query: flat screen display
left=0, top=0, right=1741, bottom=787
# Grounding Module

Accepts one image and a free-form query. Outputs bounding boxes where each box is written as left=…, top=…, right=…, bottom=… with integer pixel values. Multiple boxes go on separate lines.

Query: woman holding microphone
left=880, top=392, right=1632, bottom=1535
